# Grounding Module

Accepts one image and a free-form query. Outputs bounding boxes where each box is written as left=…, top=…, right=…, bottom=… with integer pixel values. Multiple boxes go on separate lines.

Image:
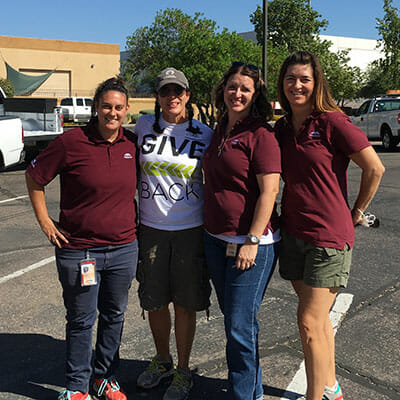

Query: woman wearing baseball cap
left=134, top=68, right=213, bottom=400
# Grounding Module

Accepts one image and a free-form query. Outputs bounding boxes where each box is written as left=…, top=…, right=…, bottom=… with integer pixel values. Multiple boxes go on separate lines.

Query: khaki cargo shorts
left=279, top=230, right=352, bottom=288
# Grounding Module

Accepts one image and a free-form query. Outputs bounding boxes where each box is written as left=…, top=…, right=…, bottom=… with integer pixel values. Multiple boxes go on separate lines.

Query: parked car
left=351, top=93, right=400, bottom=151
left=0, top=115, right=25, bottom=170
left=60, top=97, right=92, bottom=123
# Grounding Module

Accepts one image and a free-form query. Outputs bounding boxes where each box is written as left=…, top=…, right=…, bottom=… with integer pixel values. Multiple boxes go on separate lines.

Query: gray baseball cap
left=156, top=68, right=189, bottom=91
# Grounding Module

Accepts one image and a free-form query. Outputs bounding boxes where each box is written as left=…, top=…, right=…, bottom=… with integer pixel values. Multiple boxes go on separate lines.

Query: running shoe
left=163, top=368, right=193, bottom=400
left=93, top=376, right=126, bottom=400
left=58, top=390, right=91, bottom=400
left=137, top=355, right=174, bottom=389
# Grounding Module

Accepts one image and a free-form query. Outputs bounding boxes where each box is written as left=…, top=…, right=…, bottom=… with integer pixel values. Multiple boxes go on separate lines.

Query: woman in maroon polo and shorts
left=275, top=51, right=385, bottom=400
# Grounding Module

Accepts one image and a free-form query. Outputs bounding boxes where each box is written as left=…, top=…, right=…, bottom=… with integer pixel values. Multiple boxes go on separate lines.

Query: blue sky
left=0, top=0, right=397, bottom=50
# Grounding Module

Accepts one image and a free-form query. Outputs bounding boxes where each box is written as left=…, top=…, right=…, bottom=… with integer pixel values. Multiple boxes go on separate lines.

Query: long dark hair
left=152, top=94, right=200, bottom=135
left=277, top=51, right=342, bottom=116
left=90, top=76, right=129, bottom=121
left=214, top=63, right=273, bottom=125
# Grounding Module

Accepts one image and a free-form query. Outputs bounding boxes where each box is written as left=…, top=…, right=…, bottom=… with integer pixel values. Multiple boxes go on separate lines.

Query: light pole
left=262, top=0, right=268, bottom=85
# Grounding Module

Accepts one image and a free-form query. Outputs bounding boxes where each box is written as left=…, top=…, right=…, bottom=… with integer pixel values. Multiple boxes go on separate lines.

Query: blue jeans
left=204, top=232, right=279, bottom=400
left=56, top=240, right=138, bottom=393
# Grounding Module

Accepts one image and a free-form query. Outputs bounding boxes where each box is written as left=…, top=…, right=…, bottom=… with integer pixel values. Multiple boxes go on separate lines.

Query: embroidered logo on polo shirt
left=30, top=159, right=37, bottom=168
left=124, top=153, right=133, bottom=159
left=309, top=131, right=321, bottom=138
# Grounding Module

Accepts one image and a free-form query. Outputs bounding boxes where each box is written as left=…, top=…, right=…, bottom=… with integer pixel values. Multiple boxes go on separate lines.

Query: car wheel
left=382, top=127, right=396, bottom=151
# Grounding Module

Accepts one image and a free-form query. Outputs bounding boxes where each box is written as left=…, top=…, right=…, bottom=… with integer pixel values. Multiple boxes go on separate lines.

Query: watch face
left=248, top=234, right=259, bottom=243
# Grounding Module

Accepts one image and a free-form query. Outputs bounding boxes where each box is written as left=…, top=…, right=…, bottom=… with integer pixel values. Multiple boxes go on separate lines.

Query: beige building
left=0, top=36, right=120, bottom=98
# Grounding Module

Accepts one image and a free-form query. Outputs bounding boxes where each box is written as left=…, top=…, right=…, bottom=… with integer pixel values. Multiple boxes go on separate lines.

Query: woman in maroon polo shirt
left=25, top=77, right=137, bottom=400
left=275, top=51, right=385, bottom=400
left=203, top=62, right=281, bottom=400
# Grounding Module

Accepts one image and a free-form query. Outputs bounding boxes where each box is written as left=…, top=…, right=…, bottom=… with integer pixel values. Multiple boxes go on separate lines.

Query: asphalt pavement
left=0, top=142, right=399, bottom=400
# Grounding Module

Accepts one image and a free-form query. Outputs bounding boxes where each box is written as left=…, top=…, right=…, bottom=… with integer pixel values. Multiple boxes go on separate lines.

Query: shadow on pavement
left=0, top=333, right=64, bottom=399
left=121, top=360, right=299, bottom=399
left=0, top=333, right=295, bottom=399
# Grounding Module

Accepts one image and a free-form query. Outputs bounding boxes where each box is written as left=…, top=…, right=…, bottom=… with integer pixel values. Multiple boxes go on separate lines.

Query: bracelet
left=355, top=208, right=366, bottom=217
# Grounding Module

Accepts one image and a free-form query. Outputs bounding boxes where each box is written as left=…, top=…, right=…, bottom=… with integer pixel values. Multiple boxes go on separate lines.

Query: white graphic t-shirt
left=134, top=114, right=213, bottom=230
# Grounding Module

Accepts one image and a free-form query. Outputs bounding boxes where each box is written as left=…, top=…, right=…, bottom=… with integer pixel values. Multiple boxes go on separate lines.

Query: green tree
left=0, top=78, right=14, bottom=97
left=320, top=49, right=363, bottom=106
left=376, top=0, right=400, bottom=90
left=250, top=0, right=361, bottom=104
left=361, top=0, right=400, bottom=97
left=359, top=61, right=386, bottom=97
left=250, top=0, right=328, bottom=52
left=123, top=8, right=262, bottom=125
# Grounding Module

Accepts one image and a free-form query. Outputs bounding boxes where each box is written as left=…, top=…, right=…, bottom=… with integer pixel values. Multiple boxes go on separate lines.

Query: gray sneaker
left=163, top=368, right=193, bottom=400
left=137, top=355, right=174, bottom=389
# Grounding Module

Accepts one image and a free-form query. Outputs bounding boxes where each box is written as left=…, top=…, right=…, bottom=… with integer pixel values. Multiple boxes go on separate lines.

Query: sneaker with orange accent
left=58, top=390, right=91, bottom=400
left=93, top=376, right=126, bottom=400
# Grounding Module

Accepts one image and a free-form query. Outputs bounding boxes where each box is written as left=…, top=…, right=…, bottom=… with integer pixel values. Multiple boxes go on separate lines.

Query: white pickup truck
left=60, top=96, right=92, bottom=123
left=0, top=116, right=25, bottom=170
left=351, top=94, right=400, bottom=151
left=0, top=87, right=63, bottom=147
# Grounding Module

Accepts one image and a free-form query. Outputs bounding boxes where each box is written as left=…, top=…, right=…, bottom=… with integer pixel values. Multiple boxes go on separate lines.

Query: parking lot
left=0, top=142, right=399, bottom=400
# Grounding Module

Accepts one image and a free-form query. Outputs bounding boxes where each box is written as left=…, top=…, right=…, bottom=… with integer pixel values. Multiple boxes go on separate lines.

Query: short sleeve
left=328, top=113, right=371, bottom=156
left=251, top=128, right=282, bottom=175
left=133, top=117, right=141, bottom=136
left=26, top=136, right=66, bottom=186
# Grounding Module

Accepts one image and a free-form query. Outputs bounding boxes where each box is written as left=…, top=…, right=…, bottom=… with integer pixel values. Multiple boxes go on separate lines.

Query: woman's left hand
left=235, top=243, right=258, bottom=270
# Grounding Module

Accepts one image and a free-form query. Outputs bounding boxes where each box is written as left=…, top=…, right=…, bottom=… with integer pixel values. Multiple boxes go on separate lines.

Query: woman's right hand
left=26, top=172, right=69, bottom=248
left=40, top=217, right=69, bottom=248
left=351, top=208, right=364, bottom=226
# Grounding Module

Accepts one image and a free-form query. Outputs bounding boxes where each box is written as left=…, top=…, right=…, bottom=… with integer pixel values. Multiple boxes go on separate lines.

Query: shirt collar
left=218, top=115, right=265, bottom=136
left=86, top=121, right=125, bottom=144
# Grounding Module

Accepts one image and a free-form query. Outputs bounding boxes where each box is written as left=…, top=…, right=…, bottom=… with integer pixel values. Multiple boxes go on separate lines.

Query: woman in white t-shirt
left=134, top=68, right=213, bottom=400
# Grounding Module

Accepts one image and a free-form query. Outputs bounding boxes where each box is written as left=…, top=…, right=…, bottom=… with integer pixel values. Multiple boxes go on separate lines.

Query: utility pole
left=262, top=0, right=268, bottom=85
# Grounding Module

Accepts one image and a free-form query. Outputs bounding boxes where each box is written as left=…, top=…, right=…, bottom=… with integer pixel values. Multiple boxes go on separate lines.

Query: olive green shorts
left=279, top=230, right=352, bottom=288
left=137, top=224, right=211, bottom=312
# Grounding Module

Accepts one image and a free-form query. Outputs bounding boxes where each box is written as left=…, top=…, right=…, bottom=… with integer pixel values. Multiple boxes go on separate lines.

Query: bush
left=0, top=78, right=14, bottom=97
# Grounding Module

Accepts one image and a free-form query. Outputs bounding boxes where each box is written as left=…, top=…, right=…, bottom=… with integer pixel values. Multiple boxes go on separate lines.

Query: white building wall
left=321, top=35, right=383, bottom=71
left=239, top=31, right=384, bottom=72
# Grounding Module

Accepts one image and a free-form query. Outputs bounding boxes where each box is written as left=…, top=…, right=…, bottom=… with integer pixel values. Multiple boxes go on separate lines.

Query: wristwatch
left=247, top=233, right=260, bottom=244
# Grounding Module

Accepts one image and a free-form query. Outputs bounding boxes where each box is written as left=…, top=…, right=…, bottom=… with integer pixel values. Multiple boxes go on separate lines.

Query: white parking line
left=0, top=256, right=55, bottom=284
left=0, top=195, right=28, bottom=204
left=280, top=293, right=354, bottom=399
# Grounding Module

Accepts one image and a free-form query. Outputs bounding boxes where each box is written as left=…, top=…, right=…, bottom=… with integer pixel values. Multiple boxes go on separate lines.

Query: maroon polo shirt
left=275, top=111, right=370, bottom=249
left=27, top=123, right=138, bottom=249
left=203, top=116, right=281, bottom=236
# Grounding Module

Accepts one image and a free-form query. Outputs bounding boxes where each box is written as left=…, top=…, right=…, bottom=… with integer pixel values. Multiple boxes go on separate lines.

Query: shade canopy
left=5, top=61, right=55, bottom=95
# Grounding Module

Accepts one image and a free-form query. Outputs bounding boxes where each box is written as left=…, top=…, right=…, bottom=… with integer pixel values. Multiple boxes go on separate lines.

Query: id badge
left=226, top=243, right=238, bottom=257
left=80, top=258, right=97, bottom=286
